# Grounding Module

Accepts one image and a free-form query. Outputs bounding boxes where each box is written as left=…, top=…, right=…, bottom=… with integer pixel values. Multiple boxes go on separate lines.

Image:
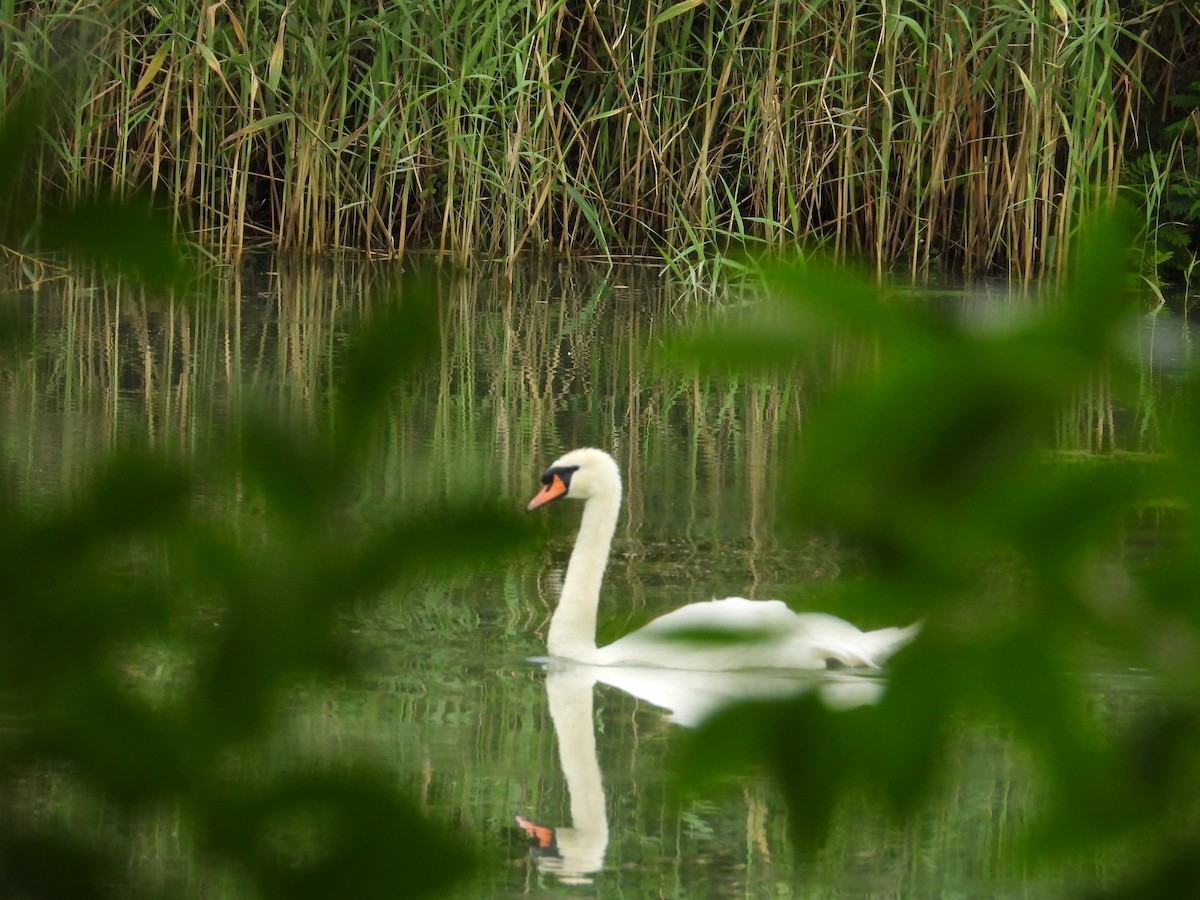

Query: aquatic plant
left=1, top=0, right=1195, bottom=277
left=1125, top=77, right=1200, bottom=298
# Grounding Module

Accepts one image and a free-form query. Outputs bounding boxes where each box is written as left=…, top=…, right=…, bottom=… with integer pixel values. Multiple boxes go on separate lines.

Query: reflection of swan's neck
left=525, top=667, right=604, bottom=883
left=549, top=672, right=609, bottom=868
left=547, top=486, right=620, bottom=662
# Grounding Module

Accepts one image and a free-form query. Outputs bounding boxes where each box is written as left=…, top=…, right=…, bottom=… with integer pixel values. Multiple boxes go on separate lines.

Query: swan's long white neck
left=546, top=479, right=621, bottom=663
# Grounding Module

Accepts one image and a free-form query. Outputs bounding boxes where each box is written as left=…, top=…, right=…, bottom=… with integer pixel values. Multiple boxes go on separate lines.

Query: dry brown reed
left=0, top=1, right=1195, bottom=276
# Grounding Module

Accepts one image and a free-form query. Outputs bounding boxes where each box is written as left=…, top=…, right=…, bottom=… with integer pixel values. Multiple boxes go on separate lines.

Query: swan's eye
left=541, top=465, right=579, bottom=486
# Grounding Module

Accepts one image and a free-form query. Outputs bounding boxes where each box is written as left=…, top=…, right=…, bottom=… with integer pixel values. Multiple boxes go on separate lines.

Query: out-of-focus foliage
left=0, top=105, right=530, bottom=899
left=671, top=211, right=1200, bottom=897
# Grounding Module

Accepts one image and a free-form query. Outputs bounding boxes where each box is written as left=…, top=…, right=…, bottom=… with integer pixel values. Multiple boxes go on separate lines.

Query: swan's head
left=527, top=448, right=622, bottom=511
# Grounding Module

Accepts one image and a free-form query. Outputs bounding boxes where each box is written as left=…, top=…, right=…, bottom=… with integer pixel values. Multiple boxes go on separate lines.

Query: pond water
left=0, top=260, right=1185, bottom=897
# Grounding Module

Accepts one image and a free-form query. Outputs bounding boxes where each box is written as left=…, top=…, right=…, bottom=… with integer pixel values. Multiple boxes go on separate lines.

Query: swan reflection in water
left=515, top=665, right=608, bottom=886
left=515, top=661, right=887, bottom=883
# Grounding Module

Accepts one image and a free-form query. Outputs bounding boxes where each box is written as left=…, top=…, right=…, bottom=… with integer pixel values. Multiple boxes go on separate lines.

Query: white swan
left=527, top=448, right=918, bottom=671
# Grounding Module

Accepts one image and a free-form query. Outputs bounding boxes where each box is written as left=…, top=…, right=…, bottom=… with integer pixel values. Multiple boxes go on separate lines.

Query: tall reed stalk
left=1, top=1, right=1193, bottom=276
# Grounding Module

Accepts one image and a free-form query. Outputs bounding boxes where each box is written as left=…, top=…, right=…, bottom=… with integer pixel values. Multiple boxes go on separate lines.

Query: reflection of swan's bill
left=514, top=813, right=601, bottom=886
left=527, top=447, right=919, bottom=670
left=515, top=815, right=556, bottom=851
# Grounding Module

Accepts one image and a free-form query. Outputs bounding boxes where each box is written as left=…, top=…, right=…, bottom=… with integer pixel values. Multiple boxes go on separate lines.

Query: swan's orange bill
left=515, top=815, right=556, bottom=849
left=527, top=474, right=568, bottom=510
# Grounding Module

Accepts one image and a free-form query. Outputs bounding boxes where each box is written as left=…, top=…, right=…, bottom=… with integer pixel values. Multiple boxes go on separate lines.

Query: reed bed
left=3, top=1, right=1195, bottom=275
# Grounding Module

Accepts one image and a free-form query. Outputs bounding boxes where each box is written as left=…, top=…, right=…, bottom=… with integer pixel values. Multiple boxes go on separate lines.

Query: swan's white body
left=528, top=448, right=918, bottom=671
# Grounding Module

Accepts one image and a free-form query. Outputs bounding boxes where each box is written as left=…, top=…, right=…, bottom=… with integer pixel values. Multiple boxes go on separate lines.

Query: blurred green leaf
left=0, top=832, right=121, bottom=900
left=335, top=285, right=440, bottom=437
left=1059, top=205, right=1141, bottom=351
left=26, top=676, right=191, bottom=806
left=353, top=504, right=534, bottom=591
left=0, top=88, right=46, bottom=243
left=207, top=771, right=472, bottom=900
left=236, top=413, right=341, bottom=528
left=1084, top=846, right=1200, bottom=900
left=39, top=194, right=193, bottom=291
left=49, top=451, right=192, bottom=546
left=669, top=212, right=1200, bottom=894
left=0, top=271, right=506, bottom=898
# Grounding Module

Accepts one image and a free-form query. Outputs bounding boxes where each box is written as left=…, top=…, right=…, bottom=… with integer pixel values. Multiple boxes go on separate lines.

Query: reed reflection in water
left=0, top=260, right=1175, bottom=896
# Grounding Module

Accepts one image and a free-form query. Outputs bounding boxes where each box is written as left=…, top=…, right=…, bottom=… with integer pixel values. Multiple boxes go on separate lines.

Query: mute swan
left=527, top=448, right=918, bottom=670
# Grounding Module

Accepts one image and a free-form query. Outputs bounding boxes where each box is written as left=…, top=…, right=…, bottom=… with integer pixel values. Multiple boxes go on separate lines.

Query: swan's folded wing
left=791, top=619, right=920, bottom=668
left=595, top=598, right=918, bottom=671
left=631, top=597, right=800, bottom=634
left=597, top=598, right=808, bottom=668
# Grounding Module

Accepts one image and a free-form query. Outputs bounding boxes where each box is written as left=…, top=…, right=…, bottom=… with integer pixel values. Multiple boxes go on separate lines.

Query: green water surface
left=0, top=260, right=1180, bottom=897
